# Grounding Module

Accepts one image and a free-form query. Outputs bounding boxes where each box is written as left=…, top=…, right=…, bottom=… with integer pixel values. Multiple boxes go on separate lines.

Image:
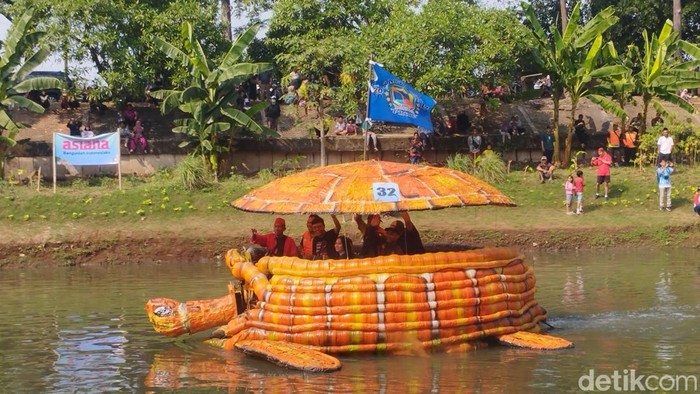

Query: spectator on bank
left=540, top=125, right=555, bottom=164
left=81, top=124, right=94, bottom=138
left=409, top=132, right=424, bottom=164
left=499, top=119, right=513, bottom=144
left=264, top=96, right=281, bottom=131
left=510, top=115, right=526, bottom=135
left=607, top=123, right=622, bottom=165
left=67, top=118, right=82, bottom=137
left=417, top=126, right=435, bottom=150
left=651, top=113, right=664, bottom=127
left=117, top=121, right=130, bottom=148
left=680, top=89, right=692, bottom=102
left=363, top=118, right=379, bottom=152
left=591, top=147, right=612, bottom=201
left=128, top=120, right=149, bottom=154
left=657, top=127, right=674, bottom=164
left=467, top=128, right=482, bottom=159
left=693, top=187, right=700, bottom=216
left=121, top=104, right=139, bottom=128
left=456, top=111, right=471, bottom=134
left=574, top=114, right=588, bottom=149
left=334, top=116, right=348, bottom=136
left=622, top=126, right=638, bottom=166
left=536, top=156, right=556, bottom=183
left=574, top=170, right=585, bottom=215
left=39, top=91, right=51, bottom=110
left=629, top=113, right=643, bottom=130
left=656, top=160, right=674, bottom=212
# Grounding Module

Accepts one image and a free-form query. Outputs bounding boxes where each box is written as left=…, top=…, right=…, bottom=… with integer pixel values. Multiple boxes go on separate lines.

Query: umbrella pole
left=364, top=57, right=373, bottom=161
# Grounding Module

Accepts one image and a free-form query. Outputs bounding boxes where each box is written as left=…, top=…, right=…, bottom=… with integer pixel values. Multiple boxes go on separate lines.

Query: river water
left=1, top=249, right=698, bottom=393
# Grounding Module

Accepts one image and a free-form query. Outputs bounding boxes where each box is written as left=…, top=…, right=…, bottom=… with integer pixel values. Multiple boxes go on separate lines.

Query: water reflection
left=0, top=249, right=698, bottom=393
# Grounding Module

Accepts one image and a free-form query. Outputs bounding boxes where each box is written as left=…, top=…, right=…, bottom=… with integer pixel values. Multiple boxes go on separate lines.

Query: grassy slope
left=1, top=164, right=699, bottom=266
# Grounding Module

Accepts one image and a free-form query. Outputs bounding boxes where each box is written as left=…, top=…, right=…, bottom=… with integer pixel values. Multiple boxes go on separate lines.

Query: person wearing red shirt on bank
left=250, top=217, right=299, bottom=258
left=591, top=147, right=613, bottom=201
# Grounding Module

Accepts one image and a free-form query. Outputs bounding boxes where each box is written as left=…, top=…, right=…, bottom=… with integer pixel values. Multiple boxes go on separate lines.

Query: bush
left=173, top=155, right=213, bottom=190
left=446, top=152, right=508, bottom=184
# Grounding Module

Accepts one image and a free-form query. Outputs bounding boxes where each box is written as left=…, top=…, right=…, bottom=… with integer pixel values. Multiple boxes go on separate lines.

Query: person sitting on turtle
left=250, top=217, right=298, bottom=258
left=310, top=215, right=341, bottom=260
left=334, top=236, right=355, bottom=259
left=299, top=214, right=320, bottom=259
left=380, top=227, right=404, bottom=256
left=390, top=211, right=425, bottom=255
left=354, top=214, right=385, bottom=258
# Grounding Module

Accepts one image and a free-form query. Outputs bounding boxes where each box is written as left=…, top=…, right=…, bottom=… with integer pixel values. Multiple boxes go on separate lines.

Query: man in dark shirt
left=390, top=211, right=425, bottom=255
left=311, top=215, right=341, bottom=260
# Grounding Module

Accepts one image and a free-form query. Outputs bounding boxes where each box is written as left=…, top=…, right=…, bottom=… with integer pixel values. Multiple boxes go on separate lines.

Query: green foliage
left=522, top=1, right=623, bottom=165
left=0, top=9, right=61, bottom=179
left=172, top=155, right=213, bottom=191
left=152, top=22, right=274, bottom=177
left=0, top=0, right=229, bottom=99
left=630, top=20, right=700, bottom=133
left=446, top=152, right=508, bottom=185
left=267, top=0, right=532, bottom=113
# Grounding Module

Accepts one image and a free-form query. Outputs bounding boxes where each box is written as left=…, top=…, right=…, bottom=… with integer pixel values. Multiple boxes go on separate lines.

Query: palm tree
left=633, top=20, right=700, bottom=134
left=151, top=23, right=273, bottom=179
left=0, top=9, right=62, bottom=179
left=522, top=1, right=623, bottom=164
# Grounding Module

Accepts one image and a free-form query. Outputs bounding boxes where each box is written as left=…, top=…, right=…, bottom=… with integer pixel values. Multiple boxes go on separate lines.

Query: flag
left=367, top=62, right=436, bottom=131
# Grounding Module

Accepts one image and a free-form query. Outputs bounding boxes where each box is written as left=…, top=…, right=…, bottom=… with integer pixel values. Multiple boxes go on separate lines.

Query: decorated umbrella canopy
left=232, top=160, right=514, bottom=214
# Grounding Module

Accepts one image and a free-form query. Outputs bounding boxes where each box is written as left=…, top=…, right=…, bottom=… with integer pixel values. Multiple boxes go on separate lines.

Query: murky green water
left=1, top=249, right=698, bottom=393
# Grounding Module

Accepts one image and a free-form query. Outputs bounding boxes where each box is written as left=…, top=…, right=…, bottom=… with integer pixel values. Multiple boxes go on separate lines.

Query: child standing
left=693, top=186, right=700, bottom=216
left=564, top=175, right=575, bottom=215
left=574, top=170, right=585, bottom=215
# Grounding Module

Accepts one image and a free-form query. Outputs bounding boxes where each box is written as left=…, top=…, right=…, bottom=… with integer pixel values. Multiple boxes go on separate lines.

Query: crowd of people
left=246, top=212, right=425, bottom=262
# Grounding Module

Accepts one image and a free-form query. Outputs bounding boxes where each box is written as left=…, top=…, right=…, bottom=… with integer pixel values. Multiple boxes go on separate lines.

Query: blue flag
left=368, top=62, right=436, bottom=131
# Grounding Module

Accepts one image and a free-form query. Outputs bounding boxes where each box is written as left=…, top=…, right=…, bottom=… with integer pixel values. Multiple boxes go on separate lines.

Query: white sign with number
left=372, top=182, right=400, bottom=202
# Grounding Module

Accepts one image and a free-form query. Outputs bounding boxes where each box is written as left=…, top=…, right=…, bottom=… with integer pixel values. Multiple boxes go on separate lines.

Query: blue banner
left=368, top=62, right=436, bottom=131
left=54, top=132, right=120, bottom=166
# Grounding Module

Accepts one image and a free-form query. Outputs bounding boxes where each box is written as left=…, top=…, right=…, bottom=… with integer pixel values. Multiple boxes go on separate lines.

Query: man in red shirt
left=250, top=217, right=299, bottom=258
left=591, top=147, right=612, bottom=201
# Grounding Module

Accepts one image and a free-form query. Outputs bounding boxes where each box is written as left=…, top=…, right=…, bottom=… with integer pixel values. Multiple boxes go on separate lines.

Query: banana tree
left=151, top=23, right=274, bottom=179
left=594, top=42, right=637, bottom=128
left=522, top=2, right=622, bottom=164
left=0, top=9, right=62, bottom=179
left=633, top=20, right=700, bottom=134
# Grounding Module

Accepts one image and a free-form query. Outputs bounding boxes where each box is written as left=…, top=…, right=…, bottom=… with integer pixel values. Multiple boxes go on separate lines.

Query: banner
left=54, top=132, right=120, bottom=166
left=367, top=62, right=436, bottom=131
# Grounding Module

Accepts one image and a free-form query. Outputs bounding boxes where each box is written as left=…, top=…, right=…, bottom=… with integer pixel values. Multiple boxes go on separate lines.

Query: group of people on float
left=248, top=212, right=425, bottom=261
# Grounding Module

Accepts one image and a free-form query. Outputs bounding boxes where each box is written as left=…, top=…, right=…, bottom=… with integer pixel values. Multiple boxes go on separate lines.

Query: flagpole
left=364, top=57, right=373, bottom=161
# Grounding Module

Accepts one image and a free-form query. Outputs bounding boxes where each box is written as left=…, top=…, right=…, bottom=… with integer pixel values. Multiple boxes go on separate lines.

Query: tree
left=631, top=20, right=700, bottom=134
left=588, top=0, right=700, bottom=49
left=0, top=0, right=229, bottom=99
left=151, top=23, right=273, bottom=179
left=0, top=9, right=61, bottom=179
left=522, top=1, right=623, bottom=165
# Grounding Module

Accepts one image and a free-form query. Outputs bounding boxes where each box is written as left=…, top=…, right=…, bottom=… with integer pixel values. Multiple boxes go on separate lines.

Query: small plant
left=446, top=153, right=508, bottom=184
left=173, top=155, right=214, bottom=191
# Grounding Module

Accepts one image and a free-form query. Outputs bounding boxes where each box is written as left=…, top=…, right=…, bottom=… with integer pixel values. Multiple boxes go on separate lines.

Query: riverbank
left=1, top=165, right=699, bottom=268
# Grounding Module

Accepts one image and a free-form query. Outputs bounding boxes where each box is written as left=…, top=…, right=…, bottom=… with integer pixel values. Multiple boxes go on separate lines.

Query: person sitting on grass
left=334, top=116, right=348, bottom=135
left=128, top=120, right=149, bottom=154
left=536, top=156, right=556, bottom=183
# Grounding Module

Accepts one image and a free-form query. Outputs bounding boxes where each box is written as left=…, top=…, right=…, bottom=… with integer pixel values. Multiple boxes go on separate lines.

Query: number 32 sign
left=372, top=182, right=400, bottom=202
